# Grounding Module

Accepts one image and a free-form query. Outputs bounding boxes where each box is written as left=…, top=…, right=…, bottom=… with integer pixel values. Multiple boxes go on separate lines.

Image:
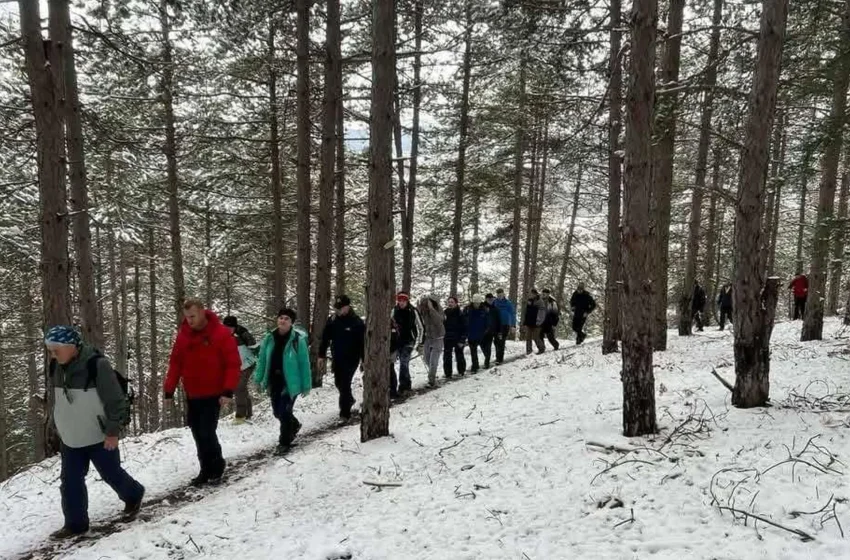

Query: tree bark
left=650, top=0, right=685, bottom=351
left=470, top=190, right=481, bottom=295
left=268, top=19, right=285, bottom=317
left=134, top=253, right=144, bottom=433
left=450, top=0, right=473, bottom=297
left=296, top=0, right=312, bottom=325
left=23, top=282, right=44, bottom=461
left=401, top=0, right=423, bottom=294
left=704, top=149, right=723, bottom=324
left=361, top=0, right=394, bottom=442
left=556, top=169, right=583, bottom=306
left=603, top=0, right=623, bottom=355
left=523, top=128, right=539, bottom=297
left=763, top=109, right=784, bottom=257
left=204, top=199, right=213, bottom=308
left=767, top=112, right=787, bottom=276
left=827, top=149, right=850, bottom=315
left=0, top=341, right=7, bottom=481
left=621, top=0, right=658, bottom=437
left=147, top=197, right=160, bottom=430
left=335, top=89, right=347, bottom=297
left=802, top=0, right=850, bottom=341
left=509, top=53, right=528, bottom=306
left=530, top=118, right=549, bottom=290
left=49, top=0, right=102, bottom=349
left=312, top=0, right=341, bottom=386
left=732, top=0, right=789, bottom=408
left=678, top=0, right=722, bottom=337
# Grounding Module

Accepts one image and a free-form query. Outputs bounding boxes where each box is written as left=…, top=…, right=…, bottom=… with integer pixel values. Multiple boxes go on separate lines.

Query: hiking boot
left=51, top=526, right=89, bottom=540
left=233, top=417, right=246, bottom=425
left=275, top=443, right=291, bottom=456
left=207, top=476, right=224, bottom=487
left=536, top=350, right=545, bottom=355
left=470, top=367, right=479, bottom=374
left=190, top=474, right=209, bottom=487
left=483, top=361, right=490, bottom=369
left=123, top=487, right=145, bottom=518
left=553, top=342, right=560, bottom=350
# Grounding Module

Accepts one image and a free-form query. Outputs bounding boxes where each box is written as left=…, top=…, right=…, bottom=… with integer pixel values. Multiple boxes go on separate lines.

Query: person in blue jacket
left=465, top=294, right=489, bottom=373
left=492, top=288, right=516, bottom=365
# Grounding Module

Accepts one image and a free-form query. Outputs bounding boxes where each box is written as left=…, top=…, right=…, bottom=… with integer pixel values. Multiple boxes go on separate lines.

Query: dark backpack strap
left=84, top=353, right=103, bottom=392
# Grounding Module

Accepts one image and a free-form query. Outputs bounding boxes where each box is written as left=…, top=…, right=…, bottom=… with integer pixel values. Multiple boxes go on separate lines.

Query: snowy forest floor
left=3, top=321, right=850, bottom=560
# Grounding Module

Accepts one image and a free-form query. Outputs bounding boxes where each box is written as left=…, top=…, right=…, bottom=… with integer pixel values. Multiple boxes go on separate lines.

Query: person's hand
left=104, top=436, right=119, bottom=451
left=317, top=358, right=326, bottom=371
left=219, top=396, right=232, bottom=407
left=509, top=327, right=517, bottom=340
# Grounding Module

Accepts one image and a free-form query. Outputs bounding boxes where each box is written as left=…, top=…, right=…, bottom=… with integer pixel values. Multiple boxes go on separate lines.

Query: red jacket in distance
left=164, top=310, right=241, bottom=399
left=789, top=275, right=809, bottom=299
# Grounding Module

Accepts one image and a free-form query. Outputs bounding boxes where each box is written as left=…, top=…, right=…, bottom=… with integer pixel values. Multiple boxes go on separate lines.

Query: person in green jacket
left=254, top=308, right=312, bottom=454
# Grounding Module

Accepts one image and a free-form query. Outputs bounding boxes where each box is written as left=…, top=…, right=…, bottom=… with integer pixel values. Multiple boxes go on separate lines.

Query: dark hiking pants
left=525, top=327, right=544, bottom=354
left=443, top=339, right=466, bottom=377
left=469, top=339, right=484, bottom=371
left=61, top=443, right=144, bottom=533
left=692, top=309, right=704, bottom=331
left=494, top=326, right=509, bottom=363
left=794, top=297, right=807, bottom=320
left=235, top=366, right=254, bottom=419
left=541, top=324, right=559, bottom=349
left=186, top=397, right=225, bottom=480
left=481, top=333, right=494, bottom=367
left=271, top=391, right=300, bottom=446
left=392, top=345, right=413, bottom=392
left=333, top=362, right=357, bottom=417
left=572, top=314, right=588, bottom=344
left=719, top=307, right=732, bottom=330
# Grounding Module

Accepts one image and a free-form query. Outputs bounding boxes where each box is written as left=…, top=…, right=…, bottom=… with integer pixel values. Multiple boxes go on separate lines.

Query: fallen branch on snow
left=717, top=505, right=815, bottom=542
left=363, top=480, right=402, bottom=489
left=585, top=441, right=636, bottom=454
left=710, top=367, right=734, bottom=393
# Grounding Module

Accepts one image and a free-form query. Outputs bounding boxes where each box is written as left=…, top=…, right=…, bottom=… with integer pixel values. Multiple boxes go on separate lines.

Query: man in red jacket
left=164, top=298, right=240, bottom=486
left=789, top=274, right=809, bottom=320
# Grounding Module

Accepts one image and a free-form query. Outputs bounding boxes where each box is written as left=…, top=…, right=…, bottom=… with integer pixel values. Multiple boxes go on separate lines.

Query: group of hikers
left=687, top=273, right=810, bottom=332
left=43, top=283, right=596, bottom=539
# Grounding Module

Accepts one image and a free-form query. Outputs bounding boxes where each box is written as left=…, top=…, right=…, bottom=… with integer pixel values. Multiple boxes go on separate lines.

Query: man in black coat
left=319, top=295, right=365, bottom=419
left=483, top=294, right=503, bottom=369
left=691, top=281, right=707, bottom=332
left=523, top=289, right=546, bottom=355
left=717, top=283, right=733, bottom=331
left=391, top=292, right=422, bottom=394
left=569, top=283, right=596, bottom=345
left=541, top=288, right=561, bottom=350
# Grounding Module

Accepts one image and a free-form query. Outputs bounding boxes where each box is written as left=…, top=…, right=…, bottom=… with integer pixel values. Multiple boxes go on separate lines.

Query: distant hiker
left=254, top=308, right=313, bottom=454
left=541, top=288, right=561, bottom=350
left=443, top=296, right=468, bottom=378
left=570, top=283, right=596, bottom=345
left=483, top=293, right=503, bottom=368
left=391, top=291, right=422, bottom=395
left=319, top=295, right=365, bottom=419
left=717, top=284, right=733, bottom=331
left=523, top=289, right=547, bottom=355
left=492, top=288, right=516, bottom=364
left=789, top=274, right=808, bottom=320
left=46, top=326, right=145, bottom=539
left=465, top=294, right=489, bottom=372
left=165, top=299, right=240, bottom=486
left=691, top=281, right=707, bottom=332
left=222, top=316, right=257, bottom=423
left=418, top=295, right=446, bottom=387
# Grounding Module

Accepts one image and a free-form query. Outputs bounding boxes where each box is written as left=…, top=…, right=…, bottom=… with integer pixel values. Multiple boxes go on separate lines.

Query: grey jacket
left=418, top=297, right=446, bottom=340
left=51, top=345, right=128, bottom=448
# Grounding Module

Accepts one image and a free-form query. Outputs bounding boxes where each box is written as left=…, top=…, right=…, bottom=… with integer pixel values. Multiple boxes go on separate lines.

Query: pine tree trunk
left=678, top=0, right=722, bottom=337
left=109, top=230, right=120, bottom=364
left=401, top=0, right=423, bottom=294
left=802, top=0, right=850, bottom=341
left=703, top=148, right=722, bottom=324
left=312, top=0, right=341, bottom=386
left=795, top=155, right=812, bottom=276
left=450, top=0, right=473, bottom=297
left=530, top=118, right=549, bottom=289
left=23, top=282, right=44, bottom=461
left=204, top=200, right=213, bottom=307
left=650, top=0, right=685, bottom=351
left=361, top=0, right=394, bottom=442
left=0, top=342, right=7, bottom=481
left=160, top=0, right=185, bottom=326
left=470, top=191, right=481, bottom=295
left=556, top=169, right=583, bottom=306
left=621, top=0, right=658, bottom=437
left=767, top=113, right=787, bottom=276
left=147, top=198, right=161, bottom=430
left=763, top=109, right=784, bottom=250
left=268, top=20, right=285, bottom=317
left=509, top=53, right=527, bottom=307
left=49, top=0, right=102, bottom=349
left=732, top=0, right=788, bottom=408
left=134, top=254, right=145, bottom=433
left=602, top=0, right=623, bottom=355
left=335, top=91, right=347, bottom=297
left=523, top=128, right=539, bottom=298
left=827, top=151, right=850, bottom=314
left=296, top=0, right=312, bottom=325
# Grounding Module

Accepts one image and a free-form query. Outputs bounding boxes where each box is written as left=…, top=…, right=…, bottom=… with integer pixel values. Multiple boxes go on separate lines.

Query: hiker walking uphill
left=223, top=316, right=257, bottom=423
left=691, top=281, right=707, bottom=332
left=418, top=295, right=446, bottom=387
left=541, top=288, right=561, bottom=350
left=717, top=284, right=733, bottom=331
left=570, top=283, right=596, bottom=345
left=165, top=299, right=241, bottom=486
left=254, top=309, right=313, bottom=454
left=483, top=293, right=503, bottom=368
left=523, top=289, right=547, bottom=355
left=465, top=294, right=490, bottom=372
left=391, top=291, right=422, bottom=396
left=443, top=296, right=468, bottom=378
left=45, top=326, right=145, bottom=539
left=789, top=274, right=809, bottom=320
left=319, top=295, right=365, bottom=420
left=492, top=288, right=516, bottom=365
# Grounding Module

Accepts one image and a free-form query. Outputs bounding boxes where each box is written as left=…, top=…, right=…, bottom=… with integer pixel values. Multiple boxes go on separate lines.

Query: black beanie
left=223, top=316, right=238, bottom=328
left=277, top=308, right=297, bottom=322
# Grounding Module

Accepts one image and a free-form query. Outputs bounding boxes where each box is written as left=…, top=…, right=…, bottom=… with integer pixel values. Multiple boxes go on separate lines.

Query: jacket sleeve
left=508, top=300, right=517, bottom=327
left=253, top=334, right=269, bottom=391
left=297, top=333, right=312, bottom=396
left=414, top=307, right=424, bottom=345
left=319, top=316, right=333, bottom=357
left=241, top=328, right=257, bottom=348
left=358, top=318, right=366, bottom=363
left=221, top=331, right=241, bottom=397
left=589, top=297, right=597, bottom=312
left=94, top=357, right=128, bottom=438
left=163, top=335, right=183, bottom=398
left=536, top=303, right=547, bottom=326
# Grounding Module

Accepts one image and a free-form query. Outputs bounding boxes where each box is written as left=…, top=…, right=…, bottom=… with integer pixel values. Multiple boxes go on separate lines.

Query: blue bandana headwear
left=44, top=326, right=82, bottom=347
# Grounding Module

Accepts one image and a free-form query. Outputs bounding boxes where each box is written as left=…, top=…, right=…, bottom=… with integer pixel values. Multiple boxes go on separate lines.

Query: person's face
left=397, top=299, right=408, bottom=309
left=542, top=292, right=550, bottom=299
left=184, top=306, right=207, bottom=331
left=447, top=298, right=457, bottom=308
left=47, top=344, right=78, bottom=365
left=497, top=292, right=505, bottom=300
left=337, top=305, right=350, bottom=316
left=277, top=315, right=293, bottom=333
left=486, top=297, right=495, bottom=305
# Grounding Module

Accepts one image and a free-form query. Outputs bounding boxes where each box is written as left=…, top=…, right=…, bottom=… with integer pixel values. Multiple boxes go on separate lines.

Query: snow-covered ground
left=3, top=322, right=850, bottom=559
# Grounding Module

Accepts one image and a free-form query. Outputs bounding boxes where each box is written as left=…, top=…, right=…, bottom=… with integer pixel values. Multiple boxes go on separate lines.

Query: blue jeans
left=60, top=443, right=144, bottom=532
left=271, top=392, right=299, bottom=446
left=393, top=345, right=413, bottom=391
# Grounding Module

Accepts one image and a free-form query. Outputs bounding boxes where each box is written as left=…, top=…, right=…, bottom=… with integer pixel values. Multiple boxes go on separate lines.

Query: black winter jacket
left=692, top=285, right=707, bottom=312
left=486, top=303, right=503, bottom=335
left=523, top=296, right=546, bottom=327
left=717, top=288, right=733, bottom=311
left=443, top=307, right=468, bottom=343
left=392, top=305, right=422, bottom=347
left=319, top=312, right=366, bottom=369
left=570, top=290, right=596, bottom=316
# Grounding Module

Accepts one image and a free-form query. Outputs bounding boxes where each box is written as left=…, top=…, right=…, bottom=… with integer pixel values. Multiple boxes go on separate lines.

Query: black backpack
left=50, top=351, right=134, bottom=427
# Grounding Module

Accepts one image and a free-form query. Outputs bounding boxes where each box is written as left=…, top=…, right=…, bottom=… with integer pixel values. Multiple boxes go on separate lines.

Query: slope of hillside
left=2, top=321, right=849, bottom=560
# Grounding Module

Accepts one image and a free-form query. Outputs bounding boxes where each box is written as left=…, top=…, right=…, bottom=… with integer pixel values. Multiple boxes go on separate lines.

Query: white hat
left=472, top=294, right=484, bottom=304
